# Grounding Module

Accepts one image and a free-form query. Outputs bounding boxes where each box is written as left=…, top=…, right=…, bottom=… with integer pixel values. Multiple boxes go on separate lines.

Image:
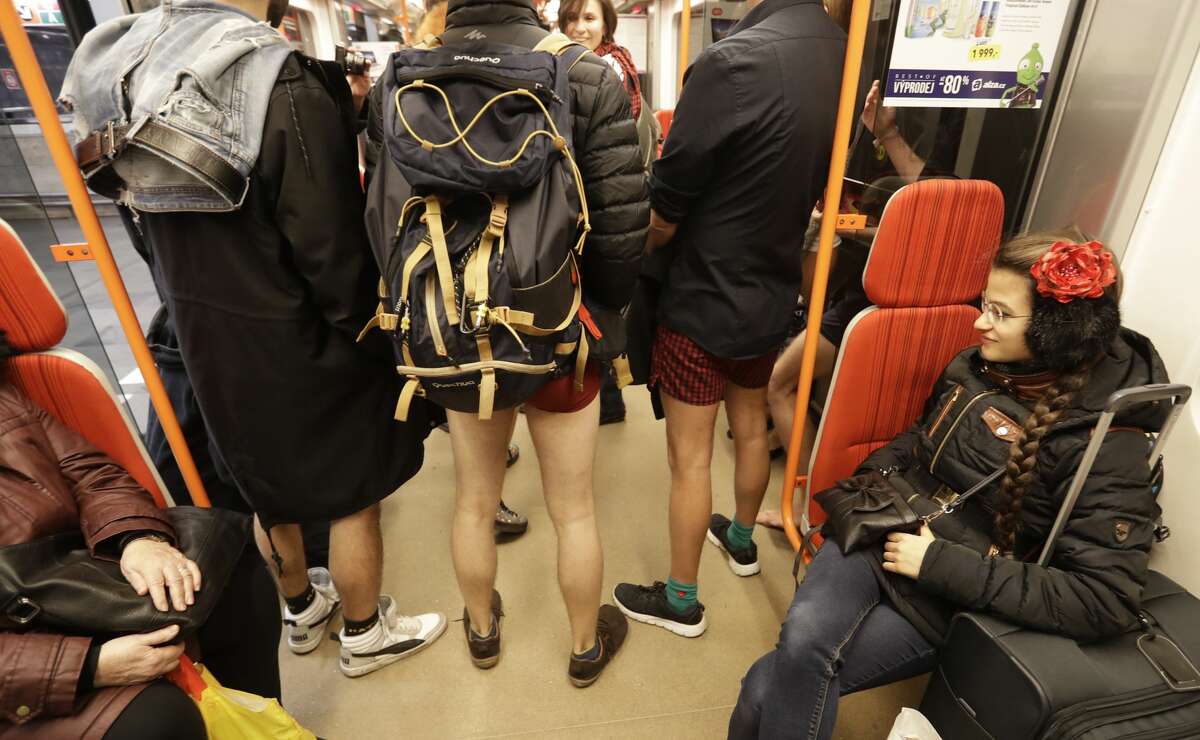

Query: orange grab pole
left=677, top=0, right=691, bottom=96
left=0, top=5, right=211, bottom=508
left=398, top=3, right=411, bottom=44
left=780, top=0, right=871, bottom=552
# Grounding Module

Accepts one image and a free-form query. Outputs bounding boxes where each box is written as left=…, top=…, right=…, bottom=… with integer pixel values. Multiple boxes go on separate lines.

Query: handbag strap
left=921, top=466, right=1005, bottom=523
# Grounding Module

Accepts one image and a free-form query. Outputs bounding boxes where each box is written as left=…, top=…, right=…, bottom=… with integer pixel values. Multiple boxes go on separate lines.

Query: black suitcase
left=921, top=384, right=1200, bottom=740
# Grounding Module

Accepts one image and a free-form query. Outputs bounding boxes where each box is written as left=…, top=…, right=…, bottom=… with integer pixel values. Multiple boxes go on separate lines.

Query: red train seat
left=804, top=179, right=1004, bottom=531
left=0, top=219, right=170, bottom=507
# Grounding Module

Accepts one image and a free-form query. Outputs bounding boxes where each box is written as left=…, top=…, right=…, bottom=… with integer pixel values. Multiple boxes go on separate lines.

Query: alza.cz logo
left=454, top=54, right=501, bottom=64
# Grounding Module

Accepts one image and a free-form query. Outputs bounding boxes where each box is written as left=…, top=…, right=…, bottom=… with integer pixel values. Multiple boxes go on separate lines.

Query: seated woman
left=0, top=331, right=280, bottom=740
left=730, top=231, right=1168, bottom=739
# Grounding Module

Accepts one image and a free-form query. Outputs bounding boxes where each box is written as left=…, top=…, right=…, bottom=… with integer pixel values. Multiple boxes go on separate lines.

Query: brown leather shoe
left=568, top=604, right=628, bottom=687
left=464, top=590, right=503, bottom=669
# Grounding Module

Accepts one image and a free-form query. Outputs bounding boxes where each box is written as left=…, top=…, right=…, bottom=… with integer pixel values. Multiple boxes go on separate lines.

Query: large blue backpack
left=362, top=32, right=592, bottom=420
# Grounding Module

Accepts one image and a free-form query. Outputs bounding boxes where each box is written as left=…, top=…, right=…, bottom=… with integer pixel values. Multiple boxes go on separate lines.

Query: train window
left=0, top=25, right=72, bottom=122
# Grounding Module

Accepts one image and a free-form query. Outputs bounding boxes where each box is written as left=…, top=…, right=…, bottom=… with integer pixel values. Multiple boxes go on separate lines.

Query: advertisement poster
left=883, top=0, right=1072, bottom=109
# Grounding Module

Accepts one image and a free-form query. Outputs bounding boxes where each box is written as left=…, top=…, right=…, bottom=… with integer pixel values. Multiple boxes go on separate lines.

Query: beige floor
left=279, top=390, right=926, bottom=739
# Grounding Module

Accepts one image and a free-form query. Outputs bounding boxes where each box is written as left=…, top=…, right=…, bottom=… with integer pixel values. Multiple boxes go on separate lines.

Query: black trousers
left=102, top=682, right=205, bottom=740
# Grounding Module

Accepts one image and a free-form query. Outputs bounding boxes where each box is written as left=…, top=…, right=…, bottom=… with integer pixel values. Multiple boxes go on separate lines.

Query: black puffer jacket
left=365, top=0, right=648, bottom=311
left=854, top=329, right=1170, bottom=644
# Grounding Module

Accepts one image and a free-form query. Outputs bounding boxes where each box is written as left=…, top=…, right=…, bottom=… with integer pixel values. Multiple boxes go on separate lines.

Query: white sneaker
left=283, top=567, right=341, bottom=655
left=338, top=595, right=447, bottom=678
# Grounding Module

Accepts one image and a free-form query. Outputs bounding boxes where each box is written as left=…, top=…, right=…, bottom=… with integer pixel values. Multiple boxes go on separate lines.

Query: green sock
left=726, top=518, right=755, bottom=551
left=665, top=577, right=697, bottom=615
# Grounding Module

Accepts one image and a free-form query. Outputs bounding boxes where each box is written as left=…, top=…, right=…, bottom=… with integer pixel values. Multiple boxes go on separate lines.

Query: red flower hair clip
left=1029, top=240, right=1116, bottom=303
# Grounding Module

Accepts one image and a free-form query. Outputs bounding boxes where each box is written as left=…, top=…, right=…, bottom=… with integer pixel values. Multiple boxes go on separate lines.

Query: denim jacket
left=60, top=0, right=292, bottom=211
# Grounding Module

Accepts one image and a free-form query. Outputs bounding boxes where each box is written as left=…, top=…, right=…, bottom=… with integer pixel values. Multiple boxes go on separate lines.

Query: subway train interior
left=1, top=0, right=1199, bottom=738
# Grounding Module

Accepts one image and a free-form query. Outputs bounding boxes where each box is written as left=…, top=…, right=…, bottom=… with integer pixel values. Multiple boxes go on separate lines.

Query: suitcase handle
left=1037, top=384, right=1192, bottom=567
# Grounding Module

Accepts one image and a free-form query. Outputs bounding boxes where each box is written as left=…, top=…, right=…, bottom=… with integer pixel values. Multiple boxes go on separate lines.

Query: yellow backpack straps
left=422, top=196, right=460, bottom=325
left=532, top=31, right=581, bottom=57
left=394, top=377, right=422, bottom=421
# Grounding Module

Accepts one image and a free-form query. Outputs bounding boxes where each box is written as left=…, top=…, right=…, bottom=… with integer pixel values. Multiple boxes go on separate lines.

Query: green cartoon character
left=1001, top=43, right=1045, bottom=108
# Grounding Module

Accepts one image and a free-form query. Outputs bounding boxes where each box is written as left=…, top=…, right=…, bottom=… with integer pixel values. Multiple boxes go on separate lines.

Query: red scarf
left=593, top=41, right=642, bottom=119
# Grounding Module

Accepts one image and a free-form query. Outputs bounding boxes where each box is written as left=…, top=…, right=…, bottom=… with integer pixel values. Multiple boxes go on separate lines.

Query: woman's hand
left=861, top=79, right=897, bottom=138
left=120, top=537, right=202, bottom=612
left=882, top=524, right=935, bottom=579
left=94, top=625, right=185, bottom=688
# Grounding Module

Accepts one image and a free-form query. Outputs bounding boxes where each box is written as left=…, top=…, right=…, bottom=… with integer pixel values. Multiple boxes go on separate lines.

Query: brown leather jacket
left=0, top=383, right=173, bottom=739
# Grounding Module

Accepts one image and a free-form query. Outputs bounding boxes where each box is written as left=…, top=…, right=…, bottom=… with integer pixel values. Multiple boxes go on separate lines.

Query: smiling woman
left=730, top=230, right=1167, bottom=738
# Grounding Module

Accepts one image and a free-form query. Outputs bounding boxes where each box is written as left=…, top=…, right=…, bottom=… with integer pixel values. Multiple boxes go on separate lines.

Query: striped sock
left=665, top=577, right=697, bottom=615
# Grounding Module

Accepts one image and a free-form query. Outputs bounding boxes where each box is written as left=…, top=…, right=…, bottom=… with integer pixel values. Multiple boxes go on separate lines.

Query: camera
left=335, top=44, right=370, bottom=77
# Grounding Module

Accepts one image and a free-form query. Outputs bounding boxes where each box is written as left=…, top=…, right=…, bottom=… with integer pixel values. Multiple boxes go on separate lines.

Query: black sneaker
left=494, top=500, right=528, bottom=537
left=613, top=582, right=707, bottom=638
left=506, top=443, right=520, bottom=468
left=706, top=514, right=761, bottom=577
left=463, top=590, right=503, bottom=669
left=568, top=605, right=628, bottom=688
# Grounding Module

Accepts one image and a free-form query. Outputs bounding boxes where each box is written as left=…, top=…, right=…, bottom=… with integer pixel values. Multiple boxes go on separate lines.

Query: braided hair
left=988, top=229, right=1122, bottom=552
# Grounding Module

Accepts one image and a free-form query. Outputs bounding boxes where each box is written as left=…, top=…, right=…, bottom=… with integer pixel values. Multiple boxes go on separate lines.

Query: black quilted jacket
left=854, top=329, right=1171, bottom=644
left=365, top=0, right=648, bottom=311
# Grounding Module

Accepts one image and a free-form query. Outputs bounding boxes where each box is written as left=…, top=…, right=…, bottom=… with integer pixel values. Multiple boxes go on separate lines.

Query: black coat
left=651, top=0, right=844, bottom=359
left=365, top=0, right=649, bottom=313
left=139, top=55, right=433, bottom=528
left=854, top=329, right=1170, bottom=644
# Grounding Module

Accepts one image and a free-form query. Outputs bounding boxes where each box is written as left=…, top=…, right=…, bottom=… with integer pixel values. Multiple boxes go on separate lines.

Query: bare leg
left=253, top=519, right=309, bottom=597
left=446, top=408, right=513, bottom=631
left=725, top=382, right=771, bottom=528
left=525, top=396, right=603, bottom=653
left=766, top=331, right=809, bottom=461
left=760, top=332, right=837, bottom=528
left=328, top=504, right=383, bottom=621
left=662, top=391, right=720, bottom=586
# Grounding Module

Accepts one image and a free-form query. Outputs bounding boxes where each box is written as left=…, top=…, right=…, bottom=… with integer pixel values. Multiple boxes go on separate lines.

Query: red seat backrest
left=0, top=220, right=169, bottom=506
left=806, top=179, right=1003, bottom=527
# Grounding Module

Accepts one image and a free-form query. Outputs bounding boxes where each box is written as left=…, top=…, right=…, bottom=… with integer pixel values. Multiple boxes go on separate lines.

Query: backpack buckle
left=460, top=299, right=492, bottom=335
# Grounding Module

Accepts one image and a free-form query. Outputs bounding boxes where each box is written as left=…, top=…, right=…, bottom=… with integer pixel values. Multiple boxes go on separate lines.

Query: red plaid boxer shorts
left=650, top=326, right=778, bottom=406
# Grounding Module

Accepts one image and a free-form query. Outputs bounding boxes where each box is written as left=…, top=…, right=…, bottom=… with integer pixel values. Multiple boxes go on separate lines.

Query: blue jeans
left=729, top=544, right=938, bottom=739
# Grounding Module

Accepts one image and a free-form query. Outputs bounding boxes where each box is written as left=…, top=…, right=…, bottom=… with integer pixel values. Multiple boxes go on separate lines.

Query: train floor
left=277, top=389, right=926, bottom=739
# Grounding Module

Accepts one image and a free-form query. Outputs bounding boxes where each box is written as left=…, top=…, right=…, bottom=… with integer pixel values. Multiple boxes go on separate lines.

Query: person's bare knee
left=726, top=384, right=770, bottom=446
left=768, top=332, right=807, bottom=396
left=526, top=399, right=599, bottom=523
left=662, top=394, right=718, bottom=476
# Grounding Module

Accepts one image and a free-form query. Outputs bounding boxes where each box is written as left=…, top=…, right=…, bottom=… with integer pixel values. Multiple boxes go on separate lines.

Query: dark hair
left=0, top=330, right=14, bottom=384
left=558, top=0, right=617, bottom=44
left=988, top=228, right=1123, bottom=552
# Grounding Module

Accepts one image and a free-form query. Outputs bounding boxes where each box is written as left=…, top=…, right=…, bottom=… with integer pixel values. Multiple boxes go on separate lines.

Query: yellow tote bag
left=169, top=658, right=317, bottom=740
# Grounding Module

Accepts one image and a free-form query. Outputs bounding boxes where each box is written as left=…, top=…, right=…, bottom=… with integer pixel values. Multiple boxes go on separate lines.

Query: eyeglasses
left=980, top=298, right=1031, bottom=325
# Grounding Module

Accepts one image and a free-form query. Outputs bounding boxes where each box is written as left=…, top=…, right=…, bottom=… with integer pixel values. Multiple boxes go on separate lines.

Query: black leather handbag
left=814, top=468, right=1004, bottom=554
left=0, top=506, right=250, bottom=637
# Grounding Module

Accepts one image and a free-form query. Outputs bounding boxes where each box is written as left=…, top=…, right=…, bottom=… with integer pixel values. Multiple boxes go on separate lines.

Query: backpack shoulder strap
left=532, top=31, right=580, bottom=56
